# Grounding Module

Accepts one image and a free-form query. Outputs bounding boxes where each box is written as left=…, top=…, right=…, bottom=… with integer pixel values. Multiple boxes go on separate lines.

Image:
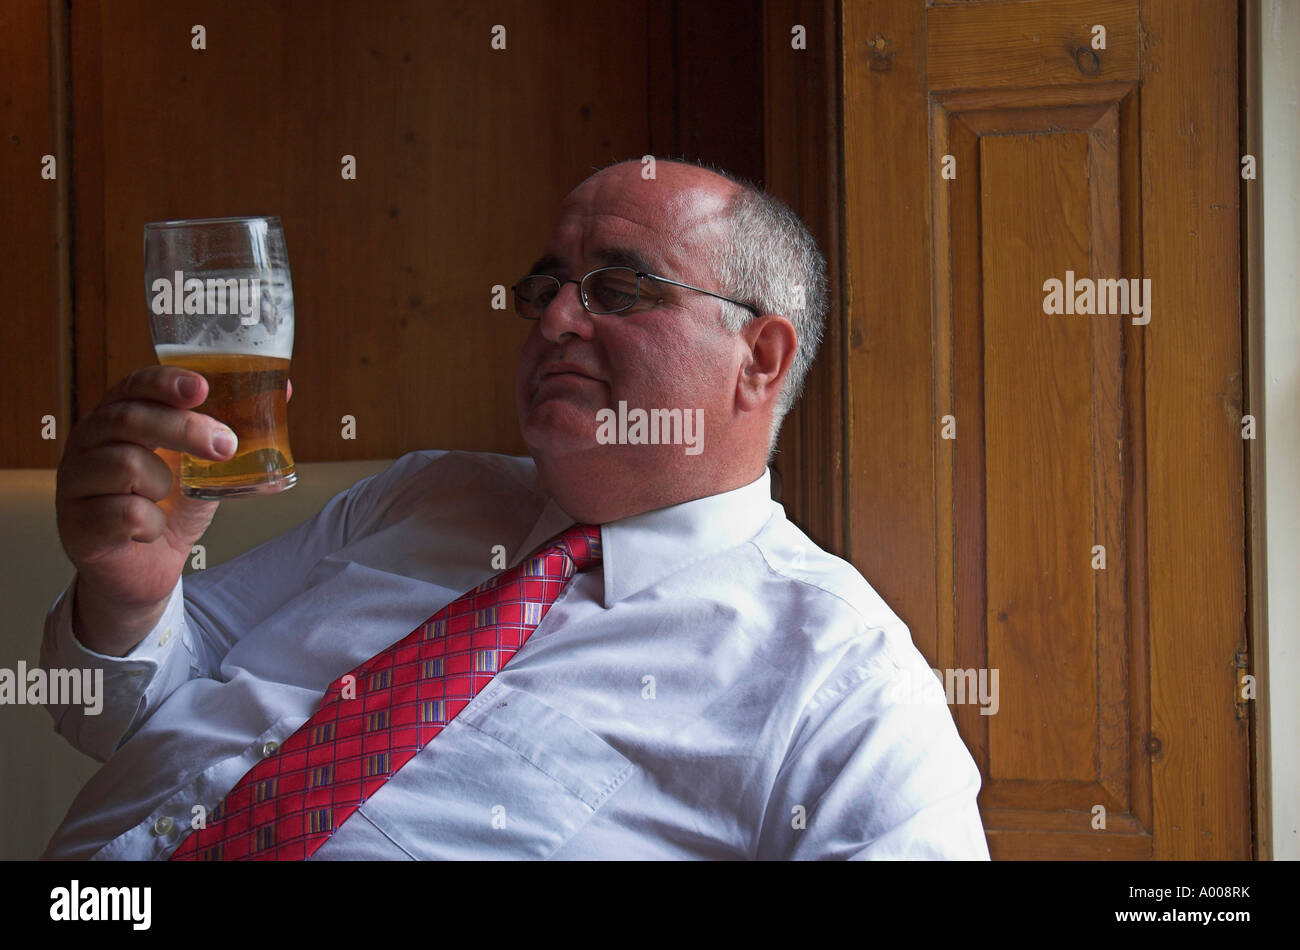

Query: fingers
left=56, top=366, right=235, bottom=562
left=60, top=492, right=170, bottom=557
left=57, top=441, right=176, bottom=503
left=71, top=366, right=237, bottom=461
left=54, top=365, right=234, bottom=605
left=74, top=399, right=237, bottom=460
left=99, top=364, right=208, bottom=409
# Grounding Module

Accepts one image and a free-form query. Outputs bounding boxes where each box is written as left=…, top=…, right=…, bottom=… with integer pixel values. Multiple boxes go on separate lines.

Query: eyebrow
left=596, top=246, right=661, bottom=274
left=527, top=253, right=565, bottom=275
left=526, top=246, right=664, bottom=278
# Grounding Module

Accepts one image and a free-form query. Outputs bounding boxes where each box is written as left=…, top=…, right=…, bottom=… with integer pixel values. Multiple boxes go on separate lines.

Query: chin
left=520, top=413, right=600, bottom=458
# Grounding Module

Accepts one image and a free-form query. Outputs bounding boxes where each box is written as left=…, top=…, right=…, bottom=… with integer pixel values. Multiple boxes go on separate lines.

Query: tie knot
left=549, top=523, right=602, bottom=573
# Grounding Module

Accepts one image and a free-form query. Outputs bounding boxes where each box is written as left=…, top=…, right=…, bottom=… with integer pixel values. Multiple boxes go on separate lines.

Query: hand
left=55, top=366, right=238, bottom=652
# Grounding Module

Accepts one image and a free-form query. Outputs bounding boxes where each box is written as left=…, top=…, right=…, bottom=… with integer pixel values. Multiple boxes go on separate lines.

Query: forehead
left=535, top=167, right=733, bottom=278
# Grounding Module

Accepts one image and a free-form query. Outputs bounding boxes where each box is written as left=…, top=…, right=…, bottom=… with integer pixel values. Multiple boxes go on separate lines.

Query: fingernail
left=177, top=375, right=199, bottom=399
left=212, top=428, right=237, bottom=457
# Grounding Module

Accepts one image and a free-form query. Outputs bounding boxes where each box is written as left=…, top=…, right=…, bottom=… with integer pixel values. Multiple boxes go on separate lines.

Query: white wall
left=1262, top=0, right=1300, bottom=861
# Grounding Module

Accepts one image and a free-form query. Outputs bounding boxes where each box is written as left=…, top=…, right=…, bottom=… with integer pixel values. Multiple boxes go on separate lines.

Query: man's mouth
left=536, top=362, right=602, bottom=385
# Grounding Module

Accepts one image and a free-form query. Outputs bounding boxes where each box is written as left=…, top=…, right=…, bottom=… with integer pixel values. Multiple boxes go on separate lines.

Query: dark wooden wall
left=0, top=0, right=70, bottom=468
left=2, top=0, right=768, bottom=467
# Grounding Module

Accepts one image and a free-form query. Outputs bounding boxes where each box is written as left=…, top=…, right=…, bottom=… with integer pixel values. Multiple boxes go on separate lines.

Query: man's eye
left=587, top=274, right=640, bottom=311
left=592, top=288, right=636, bottom=309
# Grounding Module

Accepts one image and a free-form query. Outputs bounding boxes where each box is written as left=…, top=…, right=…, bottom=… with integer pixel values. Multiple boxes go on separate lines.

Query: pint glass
left=143, top=216, right=296, bottom=499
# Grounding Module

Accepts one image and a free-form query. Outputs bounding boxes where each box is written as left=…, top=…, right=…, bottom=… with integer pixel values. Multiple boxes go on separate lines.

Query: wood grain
left=845, top=0, right=1249, bottom=858
left=1141, top=0, right=1250, bottom=859
left=0, top=0, right=68, bottom=467
left=61, top=0, right=770, bottom=464
left=70, top=0, right=760, bottom=462
left=764, top=0, right=844, bottom=556
left=928, top=0, right=1139, bottom=91
left=842, top=0, right=939, bottom=659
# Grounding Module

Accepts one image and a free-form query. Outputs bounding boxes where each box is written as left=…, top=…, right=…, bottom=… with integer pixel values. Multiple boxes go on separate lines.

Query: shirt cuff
left=40, top=575, right=192, bottom=762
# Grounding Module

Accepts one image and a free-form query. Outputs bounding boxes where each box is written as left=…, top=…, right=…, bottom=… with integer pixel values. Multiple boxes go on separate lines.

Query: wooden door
left=841, top=0, right=1250, bottom=858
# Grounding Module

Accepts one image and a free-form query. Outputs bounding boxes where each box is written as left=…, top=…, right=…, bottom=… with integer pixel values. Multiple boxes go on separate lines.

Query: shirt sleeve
left=758, top=627, right=991, bottom=860
left=36, top=452, right=439, bottom=763
left=39, top=574, right=193, bottom=763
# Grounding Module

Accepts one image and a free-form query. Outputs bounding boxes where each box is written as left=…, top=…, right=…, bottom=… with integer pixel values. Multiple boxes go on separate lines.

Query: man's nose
left=538, top=280, right=596, bottom=343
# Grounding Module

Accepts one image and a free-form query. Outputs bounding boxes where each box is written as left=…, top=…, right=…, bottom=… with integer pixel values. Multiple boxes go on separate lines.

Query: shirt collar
left=510, top=467, right=778, bottom=608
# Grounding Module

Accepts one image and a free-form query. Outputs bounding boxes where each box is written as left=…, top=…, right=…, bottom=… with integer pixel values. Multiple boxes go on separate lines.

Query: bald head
left=559, top=160, right=741, bottom=288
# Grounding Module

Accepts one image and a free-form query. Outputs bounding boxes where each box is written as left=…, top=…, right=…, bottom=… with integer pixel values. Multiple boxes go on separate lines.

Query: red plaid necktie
left=169, top=522, right=602, bottom=861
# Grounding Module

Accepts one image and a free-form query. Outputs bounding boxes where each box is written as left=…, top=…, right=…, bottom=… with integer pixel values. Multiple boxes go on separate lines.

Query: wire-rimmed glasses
left=512, top=265, right=759, bottom=320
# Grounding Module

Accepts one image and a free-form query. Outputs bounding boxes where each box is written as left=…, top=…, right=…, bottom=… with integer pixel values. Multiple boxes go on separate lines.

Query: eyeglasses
left=512, top=265, right=760, bottom=321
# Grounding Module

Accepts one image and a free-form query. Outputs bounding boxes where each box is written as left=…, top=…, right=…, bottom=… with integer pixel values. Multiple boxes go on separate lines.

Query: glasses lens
left=514, top=275, right=560, bottom=319
left=583, top=267, right=640, bottom=314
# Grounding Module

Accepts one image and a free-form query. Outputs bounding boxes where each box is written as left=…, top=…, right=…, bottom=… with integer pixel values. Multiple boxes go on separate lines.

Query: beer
left=145, top=216, right=296, bottom=498
left=156, top=346, right=296, bottom=497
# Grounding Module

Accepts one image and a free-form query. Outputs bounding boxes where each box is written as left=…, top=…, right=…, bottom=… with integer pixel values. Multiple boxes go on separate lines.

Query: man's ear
left=736, top=314, right=797, bottom=411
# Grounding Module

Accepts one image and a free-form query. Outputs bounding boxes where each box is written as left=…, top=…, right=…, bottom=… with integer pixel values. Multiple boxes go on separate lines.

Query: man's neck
left=534, top=452, right=767, bottom=524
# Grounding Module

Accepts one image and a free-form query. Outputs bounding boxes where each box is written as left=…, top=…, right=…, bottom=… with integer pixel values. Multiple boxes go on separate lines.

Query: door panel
left=842, top=0, right=1249, bottom=859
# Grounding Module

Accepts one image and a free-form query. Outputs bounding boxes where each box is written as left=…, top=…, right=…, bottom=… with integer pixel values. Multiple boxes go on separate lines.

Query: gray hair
left=597, top=157, right=828, bottom=456
left=709, top=184, right=828, bottom=455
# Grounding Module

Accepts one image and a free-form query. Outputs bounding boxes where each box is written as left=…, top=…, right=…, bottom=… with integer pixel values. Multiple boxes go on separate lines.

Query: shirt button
left=152, top=816, right=174, bottom=836
left=261, top=741, right=280, bottom=758
left=159, top=627, right=172, bottom=646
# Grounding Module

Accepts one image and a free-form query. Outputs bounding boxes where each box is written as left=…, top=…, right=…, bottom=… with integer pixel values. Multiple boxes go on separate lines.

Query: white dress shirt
left=39, top=450, right=989, bottom=860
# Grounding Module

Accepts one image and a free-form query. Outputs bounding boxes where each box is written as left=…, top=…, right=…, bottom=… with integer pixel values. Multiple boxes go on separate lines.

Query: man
left=40, top=158, right=989, bottom=859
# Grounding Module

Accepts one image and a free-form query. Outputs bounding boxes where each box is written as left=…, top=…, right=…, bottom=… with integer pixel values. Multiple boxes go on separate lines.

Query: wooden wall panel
left=841, top=0, right=938, bottom=659
left=12, top=0, right=773, bottom=471
left=70, top=0, right=656, bottom=462
left=0, top=0, right=69, bottom=468
left=60, top=0, right=770, bottom=466
left=763, top=0, right=844, bottom=555
left=663, top=0, right=765, bottom=186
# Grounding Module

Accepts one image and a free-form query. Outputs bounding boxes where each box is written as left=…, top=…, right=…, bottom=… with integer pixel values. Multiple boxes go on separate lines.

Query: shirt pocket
left=356, top=681, right=634, bottom=859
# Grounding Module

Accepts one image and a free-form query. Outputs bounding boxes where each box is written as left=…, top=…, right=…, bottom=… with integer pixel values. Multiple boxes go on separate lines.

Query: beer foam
left=156, top=342, right=292, bottom=361
left=149, top=269, right=294, bottom=359
left=193, top=313, right=291, bottom=359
